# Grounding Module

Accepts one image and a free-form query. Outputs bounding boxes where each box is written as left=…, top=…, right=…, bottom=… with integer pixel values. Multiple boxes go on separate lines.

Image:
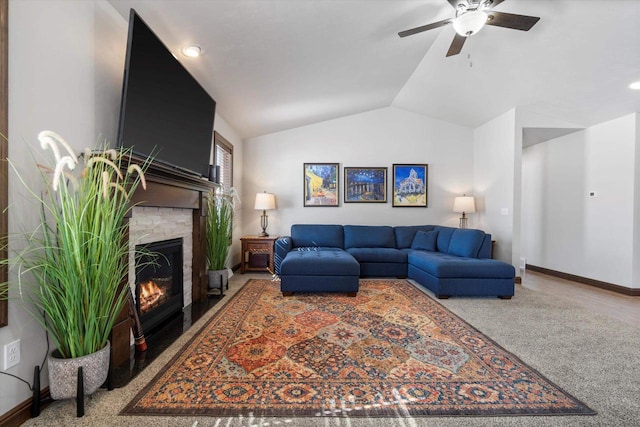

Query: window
left=214, top=131, right=233, bottom=193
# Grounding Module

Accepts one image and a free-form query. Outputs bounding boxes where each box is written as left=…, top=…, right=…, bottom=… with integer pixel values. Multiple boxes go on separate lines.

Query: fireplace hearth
left=135, top=238, right=184, bottom=333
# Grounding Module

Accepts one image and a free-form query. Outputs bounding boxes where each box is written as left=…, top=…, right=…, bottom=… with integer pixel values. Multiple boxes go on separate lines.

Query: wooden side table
left=240, top=236, right=279, bottom=274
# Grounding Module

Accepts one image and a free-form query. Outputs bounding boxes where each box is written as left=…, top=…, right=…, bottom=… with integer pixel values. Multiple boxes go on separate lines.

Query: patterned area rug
left=122, top=279, right=595, bottom=417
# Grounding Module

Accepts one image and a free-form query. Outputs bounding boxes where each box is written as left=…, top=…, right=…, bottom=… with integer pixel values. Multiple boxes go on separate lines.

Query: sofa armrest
left=478, top=234, right=492, bottom=259
left=274, top=236, right=292, bottom=274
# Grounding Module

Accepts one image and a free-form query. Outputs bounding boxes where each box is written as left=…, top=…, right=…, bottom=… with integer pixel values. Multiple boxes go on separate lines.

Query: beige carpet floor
left=22, top=273, right=640, bottom=426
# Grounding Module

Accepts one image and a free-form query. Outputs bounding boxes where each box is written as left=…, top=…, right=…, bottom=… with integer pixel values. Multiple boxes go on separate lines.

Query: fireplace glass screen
left=135, top=238, right=184, bottom=332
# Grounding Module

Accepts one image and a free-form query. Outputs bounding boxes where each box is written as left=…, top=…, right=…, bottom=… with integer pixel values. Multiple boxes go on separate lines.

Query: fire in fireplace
left=135, top=238, right=184, bottom=333
left=139, top=278, right=171, bottom=313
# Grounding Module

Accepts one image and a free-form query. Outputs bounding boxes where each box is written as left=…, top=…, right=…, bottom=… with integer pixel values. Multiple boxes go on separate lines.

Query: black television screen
left=117, top=9, right=216, bottom=178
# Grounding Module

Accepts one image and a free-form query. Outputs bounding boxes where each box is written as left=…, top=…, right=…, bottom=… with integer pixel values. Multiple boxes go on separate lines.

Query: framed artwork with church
left=392, top=164, right=428, bottom=207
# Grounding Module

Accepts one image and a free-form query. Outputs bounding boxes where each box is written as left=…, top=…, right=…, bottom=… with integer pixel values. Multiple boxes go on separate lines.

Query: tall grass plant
left=205, top=188, right=235, bottom=271
left=6, top=131, right=150, bottom=359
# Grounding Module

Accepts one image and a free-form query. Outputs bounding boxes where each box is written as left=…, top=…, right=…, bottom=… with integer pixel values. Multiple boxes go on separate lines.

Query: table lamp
left=254, top=191, right=276, bottom=237
left=453, top=195, right=475, bottom=229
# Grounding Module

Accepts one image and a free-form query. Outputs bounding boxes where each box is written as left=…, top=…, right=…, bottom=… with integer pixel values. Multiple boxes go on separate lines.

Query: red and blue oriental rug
left=122, top=279, right=595, bottom=417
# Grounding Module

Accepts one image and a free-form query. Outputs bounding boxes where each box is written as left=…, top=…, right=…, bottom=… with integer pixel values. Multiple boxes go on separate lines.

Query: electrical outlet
left=3, top=339, right=21, bottom=370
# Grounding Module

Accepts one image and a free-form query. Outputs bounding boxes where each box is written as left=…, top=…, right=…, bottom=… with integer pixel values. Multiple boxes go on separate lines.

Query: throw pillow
left=448, top=229, right=485, bottom=258
left=411, top=230, right=438, bottom=251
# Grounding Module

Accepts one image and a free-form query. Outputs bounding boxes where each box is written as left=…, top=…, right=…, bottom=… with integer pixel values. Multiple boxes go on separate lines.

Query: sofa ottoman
left=277, top=224, right=361, bottom=296
left=280, top=248, right=360, bottom=296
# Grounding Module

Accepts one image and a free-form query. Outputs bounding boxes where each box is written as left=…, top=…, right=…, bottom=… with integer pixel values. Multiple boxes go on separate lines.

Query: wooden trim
left=131, top=180, right=200, bottom=210
left=0, top=387, right=50, bottom=427
left=213, top=131, right=233, bottom=187
left=0, top=0, right=8, bottom=327
left=214, top=131, right=233, bottom=154
left=526, top=264, right=640, bottom=297
left=192, top=203, right=208, bottom=303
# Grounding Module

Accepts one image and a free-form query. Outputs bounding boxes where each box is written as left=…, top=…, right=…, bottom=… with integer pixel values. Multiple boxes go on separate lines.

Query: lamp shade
left=254, top=192, right=276, bottom=210
left=453, top=196, right=475, bottom=214
left=452, top=10, right=487, bottom=36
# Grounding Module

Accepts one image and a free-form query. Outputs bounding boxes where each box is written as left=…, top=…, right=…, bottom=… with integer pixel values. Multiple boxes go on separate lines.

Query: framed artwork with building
left=303, top=163, right=339, bottom=207
left=392, top=164, right=428, bottom=207
left=344, top=167, right=387, bottom=203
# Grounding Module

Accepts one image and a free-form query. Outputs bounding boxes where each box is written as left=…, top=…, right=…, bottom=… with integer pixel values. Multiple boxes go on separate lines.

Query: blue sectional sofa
left=274, top=224, right=515, bottom=299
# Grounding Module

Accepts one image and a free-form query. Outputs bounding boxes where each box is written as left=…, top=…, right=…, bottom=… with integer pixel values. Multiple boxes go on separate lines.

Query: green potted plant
left=4, top=131, right=150, bottom=400
left=205, top=188, right=236, bottom=293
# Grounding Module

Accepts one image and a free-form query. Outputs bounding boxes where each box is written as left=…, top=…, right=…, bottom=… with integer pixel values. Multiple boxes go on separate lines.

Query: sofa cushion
left=411, top=230, right=438, bottom=251
left=280, top=248, right=359, bottom=275
left=433, top=226, right=456, bottom=253
left=394, top=225, right=435, bottom=249
left=344, top=225, right=395, bottom=249
left=448, top=229, right=485, bottom=258
left=346, top=247, right=407, bottom=263
left=291, top=224, right=344, bottom=249
left=408, top=251, right=515, bottom=278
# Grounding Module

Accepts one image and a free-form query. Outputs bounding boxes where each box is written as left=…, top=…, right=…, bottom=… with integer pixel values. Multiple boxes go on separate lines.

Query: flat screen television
left=117, top=9, right=216, bottom=178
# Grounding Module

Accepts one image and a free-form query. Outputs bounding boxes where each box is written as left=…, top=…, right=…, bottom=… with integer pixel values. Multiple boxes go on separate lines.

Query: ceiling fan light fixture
left=452, top=10, right=488, bottom=37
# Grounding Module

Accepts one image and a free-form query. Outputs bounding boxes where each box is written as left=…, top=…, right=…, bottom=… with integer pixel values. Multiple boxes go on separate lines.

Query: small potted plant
left=205, top=187, right=237, bottom=294
left=4, top=131, right=150, bottom=400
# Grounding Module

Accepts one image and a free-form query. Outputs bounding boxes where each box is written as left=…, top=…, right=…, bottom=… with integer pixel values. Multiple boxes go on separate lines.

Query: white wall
left=242, top=107, right=474, bottom=237
left=516, top=110, right=586, bottom=271
left=473, top=109, right=517, bottom=264
left=1, top=0, right=128, bottom=415
left=522, top=114, right=637, bottom=288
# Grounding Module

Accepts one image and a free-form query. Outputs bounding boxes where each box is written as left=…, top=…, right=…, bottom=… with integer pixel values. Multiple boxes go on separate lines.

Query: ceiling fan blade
left=486, top=11, right=540, bottom=31
left=398, top=19, right=451, bottom=38
left=446, top=33, right=467, bottom=57
left=485, top=0, right=506, bottom=9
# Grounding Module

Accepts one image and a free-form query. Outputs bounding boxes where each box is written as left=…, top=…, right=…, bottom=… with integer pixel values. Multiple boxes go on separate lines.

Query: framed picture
left=344, top=167, right=387, bottom=203
left=392, top=164, right=428, bottom=207
left=304, top=163, right=339, bottom=207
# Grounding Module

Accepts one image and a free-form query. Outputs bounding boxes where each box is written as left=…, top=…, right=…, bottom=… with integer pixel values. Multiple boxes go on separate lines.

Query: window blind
left=214, top=131, right=233, bottom=193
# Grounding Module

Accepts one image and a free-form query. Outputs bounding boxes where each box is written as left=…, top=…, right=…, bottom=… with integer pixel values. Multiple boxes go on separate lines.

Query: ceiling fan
left=398, top=0, right=540, bottom=57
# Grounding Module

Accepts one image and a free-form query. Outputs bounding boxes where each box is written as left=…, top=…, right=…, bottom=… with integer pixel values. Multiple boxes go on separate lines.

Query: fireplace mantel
left=111, top=156, right=218, bottom=366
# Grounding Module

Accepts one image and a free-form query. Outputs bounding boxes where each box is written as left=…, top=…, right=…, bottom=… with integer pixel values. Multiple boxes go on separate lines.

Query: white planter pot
left=208, top=269, right=228, bottom=293
left=47, top=341, right=110, bottom=400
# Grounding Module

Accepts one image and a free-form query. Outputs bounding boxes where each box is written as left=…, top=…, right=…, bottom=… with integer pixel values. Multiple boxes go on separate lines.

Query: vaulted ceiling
left=108, top=0, right=640, bottom=139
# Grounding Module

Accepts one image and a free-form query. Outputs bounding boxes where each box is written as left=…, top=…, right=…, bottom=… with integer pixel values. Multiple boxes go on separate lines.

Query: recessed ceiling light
left=181, top=45, right=202, bottom=58
left=630, top=81, right=640, bottom=90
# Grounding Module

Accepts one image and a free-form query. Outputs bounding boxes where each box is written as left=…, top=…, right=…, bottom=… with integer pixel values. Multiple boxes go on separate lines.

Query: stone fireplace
left=128, top=207, right=193, bottom=312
